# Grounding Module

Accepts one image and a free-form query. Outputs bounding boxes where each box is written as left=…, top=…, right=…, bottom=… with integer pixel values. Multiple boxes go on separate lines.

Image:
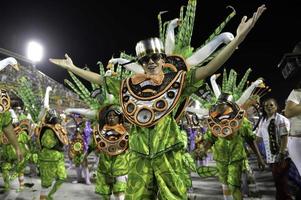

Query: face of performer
left=138, top=53, right=164, bottom=75
left=263, top=99, right=277, bottom=117
left=106, top=111, right=120, bottom=126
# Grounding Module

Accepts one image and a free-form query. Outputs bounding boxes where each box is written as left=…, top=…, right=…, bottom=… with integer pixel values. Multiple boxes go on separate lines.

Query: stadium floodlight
left=27, top=41, right=43, bottom=62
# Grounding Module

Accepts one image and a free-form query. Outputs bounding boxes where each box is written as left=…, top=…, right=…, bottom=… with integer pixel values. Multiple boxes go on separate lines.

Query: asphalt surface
left=0, top=152, right=294, bottom=200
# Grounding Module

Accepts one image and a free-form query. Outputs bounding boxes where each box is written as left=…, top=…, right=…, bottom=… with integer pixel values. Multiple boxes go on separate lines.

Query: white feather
left=64, top=108, right=97, bottom=120
left=186, top=106, right=209, bottom=118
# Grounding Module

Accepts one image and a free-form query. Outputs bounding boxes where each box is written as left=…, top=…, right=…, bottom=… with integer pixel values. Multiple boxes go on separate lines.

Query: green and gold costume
left=107, top=68, right=203, bottom=199
left=1, top=113, right=32, bottom=190
left=0, top=111, right=12, bottom=137
left=1, top=129, right=31, bottom=190
left=38, top=129, right=67, bottom=187
left=93, top=116, right=129, bottom=199
left=95, top=151, right=128, bottom=197
left=204, top=118, right=255, bottom=187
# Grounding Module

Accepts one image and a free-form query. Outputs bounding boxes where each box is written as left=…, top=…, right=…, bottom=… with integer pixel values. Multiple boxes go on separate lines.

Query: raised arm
left=247, top=139, right=265, bottom=170
left=195, top=4, right=266, bottom=81
left=49, top=54, right=103, bottom=85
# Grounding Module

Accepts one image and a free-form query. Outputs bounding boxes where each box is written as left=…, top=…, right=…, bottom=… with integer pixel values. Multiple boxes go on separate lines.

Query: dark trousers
left=271, top=159, right=292, bottom=200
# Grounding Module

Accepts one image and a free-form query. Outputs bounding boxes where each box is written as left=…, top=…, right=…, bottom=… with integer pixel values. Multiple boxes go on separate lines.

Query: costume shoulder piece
left=0, top=89, right=11, bottom=113
left=68, top=133, right=85, bottom=160
left=1, top=119, right=31, bottom=144
left=35, top=123, right=69, bottom=145
left=120, top=55, right=187, bottom=127
left=207, top=100, right=245, bottom=138
left=93, top=124, right=129, bottom=156
left=14, top=119, right=32, bottom=135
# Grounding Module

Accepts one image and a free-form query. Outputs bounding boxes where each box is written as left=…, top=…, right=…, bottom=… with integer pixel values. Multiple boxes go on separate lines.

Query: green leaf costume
left=106, top=68, right=203, bottom=199
left=1, top=130, right=32, bottom=189
left=38, top=129, right=67, bottom=188
left=203, top=118, right=255, bottom=187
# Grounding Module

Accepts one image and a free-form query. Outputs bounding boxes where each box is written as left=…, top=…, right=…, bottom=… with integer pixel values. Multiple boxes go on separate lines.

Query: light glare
left=27, top=41, right=43, bottom=62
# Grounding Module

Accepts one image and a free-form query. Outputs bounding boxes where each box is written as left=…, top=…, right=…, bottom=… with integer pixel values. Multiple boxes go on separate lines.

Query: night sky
left=1, top=0, right=300, bottom=109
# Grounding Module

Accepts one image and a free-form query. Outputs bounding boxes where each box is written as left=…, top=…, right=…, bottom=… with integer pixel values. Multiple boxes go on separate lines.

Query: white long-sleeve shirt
left=257, top=113, right=290, bottom=163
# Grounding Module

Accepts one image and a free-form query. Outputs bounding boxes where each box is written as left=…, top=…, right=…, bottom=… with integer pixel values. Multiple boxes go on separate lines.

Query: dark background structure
left=1, top=0, right=301, bottom=108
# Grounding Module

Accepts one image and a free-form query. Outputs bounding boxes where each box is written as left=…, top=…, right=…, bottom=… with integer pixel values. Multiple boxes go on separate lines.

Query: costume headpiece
left=135, top=37, right=165, bottom=59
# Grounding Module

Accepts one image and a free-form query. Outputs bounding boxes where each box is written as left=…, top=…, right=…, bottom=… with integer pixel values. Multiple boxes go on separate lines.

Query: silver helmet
left=135, top=37, right=165, bottom=60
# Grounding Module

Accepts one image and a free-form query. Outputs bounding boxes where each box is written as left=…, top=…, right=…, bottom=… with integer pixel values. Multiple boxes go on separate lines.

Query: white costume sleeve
left=38, top=86, right=52, bottom=121
left=43, top=86, right=52, bottom=109
left=185, top=107, right=209, bottom=118
left=108, top=58, right=144, bottom=74
left=277, top=114, right=290, bottom=136
left=186, top=32, right=234, bottom=67
left=236, top=79, right=263, bottom=106
left=64, top=108, right=97, bottom=120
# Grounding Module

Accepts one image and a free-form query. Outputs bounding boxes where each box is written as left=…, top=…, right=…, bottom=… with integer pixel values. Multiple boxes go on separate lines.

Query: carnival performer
left=208, top=70, right=267, bottom=198
left=285, top=79, right=301, bottom=175
left=35, top=86, right=69, bottom=200
left=65, top=106, right=129, bottom=200
left=0, top=111, right=32, bottom=191
left=0, top=57, right=23, bottom=162
left=257, top=98, right=292, bottom=200
left=67, top=114, right=92, bottom=185
left=64, top=106, right=129, bottom=200
left=93, top=105, right=129, bottom=200
left=186, top=66, right=268, bottom=198
left=181, top=102, right=212, bottom=192
left=50, top=2, right=266, bottom=199
left=63, top=61, right=129, bottom=199
left=202, top=93, right=265, bottom=200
